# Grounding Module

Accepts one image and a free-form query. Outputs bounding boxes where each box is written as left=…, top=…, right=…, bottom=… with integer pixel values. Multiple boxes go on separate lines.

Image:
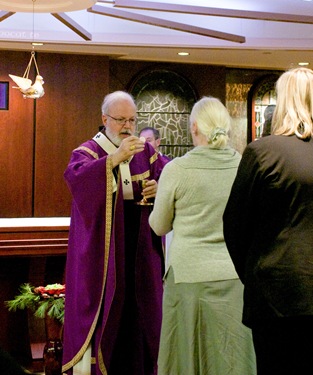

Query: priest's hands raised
left=111, top=136, right=145, bottom=167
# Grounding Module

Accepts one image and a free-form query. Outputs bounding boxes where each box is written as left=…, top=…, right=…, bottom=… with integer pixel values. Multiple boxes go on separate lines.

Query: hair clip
left=210, top=128, right=227, bottom=141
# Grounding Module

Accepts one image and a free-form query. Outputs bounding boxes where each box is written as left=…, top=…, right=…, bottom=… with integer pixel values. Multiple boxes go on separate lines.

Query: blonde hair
left=189, top=96, right=230, bottom=149
left=272, top=67, right=313, bottom=140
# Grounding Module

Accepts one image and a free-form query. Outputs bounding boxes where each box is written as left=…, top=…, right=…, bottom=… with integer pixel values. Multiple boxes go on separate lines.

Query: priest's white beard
left=105, top=129, right=132, bottom=147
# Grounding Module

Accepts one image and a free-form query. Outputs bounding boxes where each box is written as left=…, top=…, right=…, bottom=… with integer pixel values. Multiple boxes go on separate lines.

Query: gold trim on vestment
left=150, top=151, right=158, bottom=164
left=132, top=170, right=150, bottom=182
left=97, top=154, right=114, bottom=375
left=74, top=146, right=99, bottom=160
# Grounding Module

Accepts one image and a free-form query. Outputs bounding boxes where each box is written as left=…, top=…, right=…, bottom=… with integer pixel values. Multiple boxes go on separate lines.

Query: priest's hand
left=142, top=179, right=158, bottom=199
left=111, top=136, right=145, bottom=167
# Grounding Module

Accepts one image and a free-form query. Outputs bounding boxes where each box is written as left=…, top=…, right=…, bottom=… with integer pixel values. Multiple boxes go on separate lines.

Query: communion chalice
left=136, top=179, right=154, bottom=206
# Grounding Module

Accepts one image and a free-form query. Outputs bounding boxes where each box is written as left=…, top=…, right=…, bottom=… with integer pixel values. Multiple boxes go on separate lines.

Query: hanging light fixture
left=8, top=0, right=45, bottom=99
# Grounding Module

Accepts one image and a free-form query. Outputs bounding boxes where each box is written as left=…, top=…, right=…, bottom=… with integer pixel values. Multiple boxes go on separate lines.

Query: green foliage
left=5, top=283, right=65, bottom=324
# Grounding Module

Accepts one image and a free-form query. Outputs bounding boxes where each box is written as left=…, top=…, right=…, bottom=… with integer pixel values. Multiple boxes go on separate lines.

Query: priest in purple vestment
left=62, top=91, right=168, bottom=375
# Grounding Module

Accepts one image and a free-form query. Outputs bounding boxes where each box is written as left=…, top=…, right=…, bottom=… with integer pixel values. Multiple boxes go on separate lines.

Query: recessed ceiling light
left=178, top=52, right=189, bottom=56
left=298, top=62, right=309, bottom=66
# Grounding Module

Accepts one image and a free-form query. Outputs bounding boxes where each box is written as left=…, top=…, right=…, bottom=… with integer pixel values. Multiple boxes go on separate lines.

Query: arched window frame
left=247, top=74, right=279, bottom=142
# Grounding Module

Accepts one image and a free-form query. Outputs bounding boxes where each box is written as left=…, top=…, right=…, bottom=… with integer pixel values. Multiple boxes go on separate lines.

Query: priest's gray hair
left=101, top=91, right=136, bottom=115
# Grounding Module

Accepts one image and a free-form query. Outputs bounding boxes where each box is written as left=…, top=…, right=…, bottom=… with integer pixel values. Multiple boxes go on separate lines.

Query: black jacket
left=223, top=135, right=313, bottom=328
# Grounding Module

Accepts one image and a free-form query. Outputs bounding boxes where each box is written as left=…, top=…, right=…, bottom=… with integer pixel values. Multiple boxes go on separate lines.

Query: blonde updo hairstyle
left=272, top=67, right=313, bottom=140
left=189, top=96, right=230, bottom=149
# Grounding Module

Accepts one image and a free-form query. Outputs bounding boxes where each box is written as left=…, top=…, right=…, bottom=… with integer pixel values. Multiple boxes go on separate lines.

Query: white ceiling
left=0, top=0, right=313, bottom=70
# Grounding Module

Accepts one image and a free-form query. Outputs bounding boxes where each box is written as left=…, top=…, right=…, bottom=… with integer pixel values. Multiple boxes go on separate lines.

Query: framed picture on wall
left=0, top=81, right=9, bottom=110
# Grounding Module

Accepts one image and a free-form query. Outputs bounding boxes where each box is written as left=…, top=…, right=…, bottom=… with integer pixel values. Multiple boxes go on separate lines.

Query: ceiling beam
left=51, top=13, right=92, bottom=41
left=88, top=5, right=245, bottom=43
left=0, top=11, right=15, bottom=22
left=114, top=0, right=313, bottom=24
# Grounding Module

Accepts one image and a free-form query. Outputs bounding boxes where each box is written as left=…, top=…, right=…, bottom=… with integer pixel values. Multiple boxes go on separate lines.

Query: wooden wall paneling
left=34, top=53, right=110, bottom=217
left=109, top=60, right=226, bottom=103
left=182, top=64, right=226, bottom=103
left=0, top=51, right=34, bottom=218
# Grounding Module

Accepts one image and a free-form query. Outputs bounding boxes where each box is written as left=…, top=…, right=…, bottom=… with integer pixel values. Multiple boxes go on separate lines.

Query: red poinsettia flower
left=34, top=283, right=66, bottom=298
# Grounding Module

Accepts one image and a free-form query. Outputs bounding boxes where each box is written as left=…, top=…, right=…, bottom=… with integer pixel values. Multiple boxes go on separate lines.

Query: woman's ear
left=191, top=121, right=198, bottom=135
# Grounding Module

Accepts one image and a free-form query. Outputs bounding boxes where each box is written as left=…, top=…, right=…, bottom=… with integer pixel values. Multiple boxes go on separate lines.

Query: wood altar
left=0, top=218, right=70, bottom=257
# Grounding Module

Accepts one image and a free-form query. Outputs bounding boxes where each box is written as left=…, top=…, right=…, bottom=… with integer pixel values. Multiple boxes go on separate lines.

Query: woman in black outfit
left=223, top=67, right=313, bottom=375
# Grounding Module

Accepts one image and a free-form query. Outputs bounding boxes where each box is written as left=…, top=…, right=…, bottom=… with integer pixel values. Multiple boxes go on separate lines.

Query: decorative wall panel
left=130, top=69, right=198, bottom=158
left=226, top=82, right=252, bottom=154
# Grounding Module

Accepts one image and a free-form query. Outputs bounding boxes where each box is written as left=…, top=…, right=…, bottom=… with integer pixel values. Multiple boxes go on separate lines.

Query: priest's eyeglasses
left=106, top=114, right=137, bottom=126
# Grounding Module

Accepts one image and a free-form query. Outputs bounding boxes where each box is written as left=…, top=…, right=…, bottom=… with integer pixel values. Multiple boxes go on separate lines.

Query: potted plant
left=6, top=283, right=65, bottom=375
left=6, top=283, right=65, bottom=324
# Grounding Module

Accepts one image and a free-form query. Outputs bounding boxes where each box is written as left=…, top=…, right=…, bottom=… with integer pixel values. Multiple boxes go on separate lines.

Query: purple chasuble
left=62, top=136, right=168, bottom=375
